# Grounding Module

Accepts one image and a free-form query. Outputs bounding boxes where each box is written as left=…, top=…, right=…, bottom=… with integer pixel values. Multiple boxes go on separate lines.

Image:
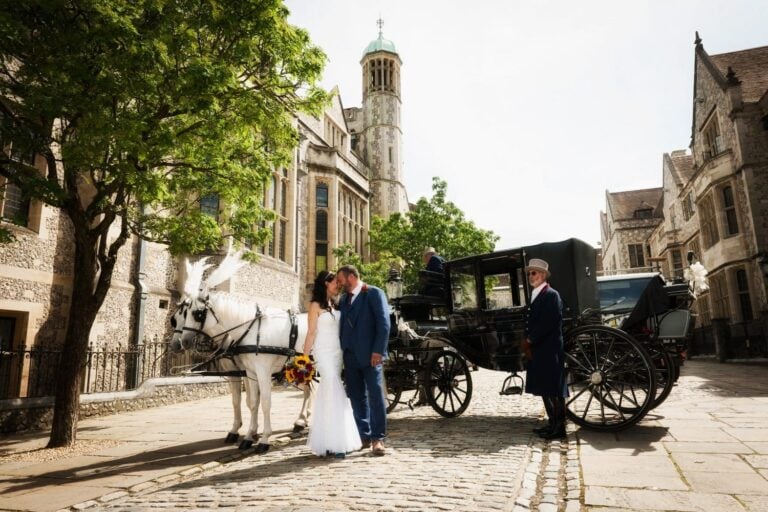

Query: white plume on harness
left=183, top=257, right=212, bottom=298
left=206, top=250, right=248, bottom=291
left=684, top=261, right=710, bottom=298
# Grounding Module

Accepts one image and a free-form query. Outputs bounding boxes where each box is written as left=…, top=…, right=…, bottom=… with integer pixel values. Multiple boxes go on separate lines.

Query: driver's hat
left=525, top=258, right=550, bottom=277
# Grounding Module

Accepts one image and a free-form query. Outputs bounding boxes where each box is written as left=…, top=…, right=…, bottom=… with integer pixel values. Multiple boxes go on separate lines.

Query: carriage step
left=501, top=385, right=523, bottom=395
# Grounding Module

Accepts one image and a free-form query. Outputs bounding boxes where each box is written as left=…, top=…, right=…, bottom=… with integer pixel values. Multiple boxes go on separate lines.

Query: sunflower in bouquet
left=284, top=354, right=316, bottom=386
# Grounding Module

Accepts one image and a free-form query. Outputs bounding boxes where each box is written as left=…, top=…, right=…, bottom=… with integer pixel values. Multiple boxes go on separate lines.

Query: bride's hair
left=311, top=270, right=337, bottom=313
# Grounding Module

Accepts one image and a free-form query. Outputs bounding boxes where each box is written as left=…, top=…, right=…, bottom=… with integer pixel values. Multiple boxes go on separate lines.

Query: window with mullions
left=722, top=186, right=739, bottom=236
left=627, top=244, right=645, bottom=268
left=699, top=195, right=719, bottom=248
left=0, top=180, right=30, bottom=226
left=671, top=249, right=683, bottom=279
left=634, top=208, right=653, bottom=219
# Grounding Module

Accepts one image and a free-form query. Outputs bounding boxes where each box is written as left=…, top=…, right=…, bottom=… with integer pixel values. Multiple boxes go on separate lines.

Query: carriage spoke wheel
left=565, top=325, right=656, bottom=432
left=426, top=350, right=473, bottom=418
left=386, top=387, right=402, bottom=413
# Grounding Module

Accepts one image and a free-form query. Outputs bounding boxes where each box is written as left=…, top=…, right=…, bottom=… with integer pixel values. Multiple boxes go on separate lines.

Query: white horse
left=174, top=255, right=311, bottom=452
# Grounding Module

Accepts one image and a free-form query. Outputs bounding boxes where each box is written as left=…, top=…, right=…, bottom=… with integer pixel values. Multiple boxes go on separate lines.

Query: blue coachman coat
left=524, top=285, right=568, bottom=398
left=339, top=285, right=390, bottom=367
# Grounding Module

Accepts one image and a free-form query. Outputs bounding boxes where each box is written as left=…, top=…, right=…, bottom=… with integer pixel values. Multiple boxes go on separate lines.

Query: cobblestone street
left=102, top=369, right=562, bottom=511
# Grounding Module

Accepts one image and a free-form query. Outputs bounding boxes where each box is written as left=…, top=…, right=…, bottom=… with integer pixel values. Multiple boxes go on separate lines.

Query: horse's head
left=169, top=298, right=191, bottom=352
left=178, top=292, right=221, bottom=351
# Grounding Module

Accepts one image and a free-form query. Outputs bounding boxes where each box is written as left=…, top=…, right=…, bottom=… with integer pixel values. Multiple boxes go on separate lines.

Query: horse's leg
left=293, top=384, right=312, bottom=432
left=239, top=360, right=261, bottom=450
left=254, top=365, right=274, bottom=454
left=224, top=377, right=242, bottom=443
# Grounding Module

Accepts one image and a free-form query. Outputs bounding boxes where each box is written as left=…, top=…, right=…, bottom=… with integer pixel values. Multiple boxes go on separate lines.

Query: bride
left=303, top=270, right=362, bottom=457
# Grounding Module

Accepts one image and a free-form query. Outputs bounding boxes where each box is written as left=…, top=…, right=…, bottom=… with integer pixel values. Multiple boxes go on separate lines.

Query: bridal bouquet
left=284, top=354, right=316, bottom=385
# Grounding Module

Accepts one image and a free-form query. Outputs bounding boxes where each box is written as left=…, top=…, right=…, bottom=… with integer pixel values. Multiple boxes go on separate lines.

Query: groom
left=336, top=265, right=390, bottom=456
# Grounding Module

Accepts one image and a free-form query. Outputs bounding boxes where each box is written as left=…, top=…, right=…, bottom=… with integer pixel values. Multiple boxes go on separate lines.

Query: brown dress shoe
left=360, top=439, right=371, bottom=450
left=372, top=440, right=385, bottom=456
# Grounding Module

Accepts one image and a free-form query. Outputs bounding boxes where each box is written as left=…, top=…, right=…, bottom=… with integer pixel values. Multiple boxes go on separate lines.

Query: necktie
left=347, top=293, right=354, bottom=305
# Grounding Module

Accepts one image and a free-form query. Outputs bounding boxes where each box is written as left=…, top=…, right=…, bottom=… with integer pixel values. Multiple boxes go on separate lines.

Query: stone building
left=599, top=188, right=663, bottom=275
left=600, top=36, right=768, bottom=358
left=0, top=26, right=407, bottom=398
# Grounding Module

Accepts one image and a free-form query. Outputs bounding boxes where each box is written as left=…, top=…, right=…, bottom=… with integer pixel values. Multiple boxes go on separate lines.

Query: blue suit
left=339, top=284, right=390, bottom=441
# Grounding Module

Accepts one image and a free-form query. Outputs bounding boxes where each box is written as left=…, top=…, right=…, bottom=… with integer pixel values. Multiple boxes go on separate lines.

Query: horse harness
left=182, top=300, right=300, bottom=377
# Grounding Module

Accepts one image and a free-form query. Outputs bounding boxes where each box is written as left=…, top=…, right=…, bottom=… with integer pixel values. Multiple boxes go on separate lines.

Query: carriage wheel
left=565, top=325, right=656, bottom=432
left=648, top=345, right=676, bottom=410
left=386, top=387, right=402, bottom=413
left=426, top=350, right=473, bottom=418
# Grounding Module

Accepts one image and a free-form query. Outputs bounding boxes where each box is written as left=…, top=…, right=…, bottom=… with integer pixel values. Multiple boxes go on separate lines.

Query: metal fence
left=0, top=339, right=210, bottom=400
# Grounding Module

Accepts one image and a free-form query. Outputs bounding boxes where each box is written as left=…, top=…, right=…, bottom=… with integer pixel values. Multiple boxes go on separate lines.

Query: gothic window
left=688, top=238, right=701, bottom=262
left=279, top=219, right=287, bottom=262
left=735, top=269, right=753, bottom=321
left=699, top=195, right=719, bottom=248
left=721, top=185, right=739, bottom=236
left=316, top=183, right=328, bottom=207
left=702, top=115, right=723, bottom=160
left=200, top=194, right=219, bottom=220
left=315, top=209, right=328, bottom=272
left=627, top=244, right=645, bottom=268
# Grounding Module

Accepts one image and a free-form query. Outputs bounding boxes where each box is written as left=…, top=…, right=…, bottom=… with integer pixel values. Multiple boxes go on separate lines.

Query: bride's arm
left=302, top=301, right=320, bottom=355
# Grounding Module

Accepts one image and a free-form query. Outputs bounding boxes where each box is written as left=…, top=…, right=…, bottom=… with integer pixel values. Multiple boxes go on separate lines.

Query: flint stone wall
left=0, top=376, right=233, bottom=434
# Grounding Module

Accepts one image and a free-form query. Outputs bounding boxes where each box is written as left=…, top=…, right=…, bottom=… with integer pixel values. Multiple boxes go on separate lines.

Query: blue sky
left=285, top=0, right=768, bottom=250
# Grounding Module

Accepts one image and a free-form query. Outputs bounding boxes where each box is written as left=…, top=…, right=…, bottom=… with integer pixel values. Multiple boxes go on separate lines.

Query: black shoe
left=541, top=428, right=567, bottom=440
left=532, top=425, right=551, bottom=434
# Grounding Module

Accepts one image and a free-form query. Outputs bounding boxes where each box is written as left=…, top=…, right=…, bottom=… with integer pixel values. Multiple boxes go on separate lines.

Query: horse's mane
left=207, top=250, right=248, bottom=290
left=209, top=293, right=288, bottom=329
left=183, top=257, right=211, bottom=297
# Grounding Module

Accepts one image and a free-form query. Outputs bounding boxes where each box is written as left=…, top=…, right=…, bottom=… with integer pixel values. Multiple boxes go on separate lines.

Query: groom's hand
left=370, top=352, right=383, bottom=367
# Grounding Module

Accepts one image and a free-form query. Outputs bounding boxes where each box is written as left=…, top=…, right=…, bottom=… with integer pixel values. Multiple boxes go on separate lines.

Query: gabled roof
left=606, top=188, right=664, bottom=221
left=709, top=45, right=768, bottom=103
left=668, top=151, right=694, bottom=185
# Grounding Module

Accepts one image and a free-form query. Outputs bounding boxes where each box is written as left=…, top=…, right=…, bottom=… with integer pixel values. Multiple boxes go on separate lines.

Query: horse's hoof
left=255, top=443, right=270, bottom=454
left=238, top=439, right=254, bottom=450
left=224, top=432, right=239, bottom=443
left=292, top=424, right=306, bottom=433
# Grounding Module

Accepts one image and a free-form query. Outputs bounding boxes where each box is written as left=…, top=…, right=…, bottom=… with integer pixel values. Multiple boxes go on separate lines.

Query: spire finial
left=377, top=17, right=384, bottom=37
left=694, top=31, right=702, bottom=46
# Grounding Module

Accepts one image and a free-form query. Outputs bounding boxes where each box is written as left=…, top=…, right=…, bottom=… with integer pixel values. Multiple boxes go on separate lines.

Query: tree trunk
left=47, top=229, right=101, bottom=448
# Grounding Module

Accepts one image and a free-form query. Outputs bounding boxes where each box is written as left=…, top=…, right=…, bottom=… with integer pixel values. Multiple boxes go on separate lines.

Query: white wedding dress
left=307, top=310, right=362, bottom=456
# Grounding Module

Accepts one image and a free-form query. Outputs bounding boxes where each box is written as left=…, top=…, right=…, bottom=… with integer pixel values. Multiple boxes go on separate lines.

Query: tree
left=369, top=177, right=498, bottom=292
left=332, top=244, right=398, bottom=289
left=0, top=0, right=327, bottom=447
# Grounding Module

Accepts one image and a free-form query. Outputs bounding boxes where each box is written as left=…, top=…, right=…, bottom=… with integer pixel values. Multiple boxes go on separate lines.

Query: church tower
left=360, top=21, right=408, bottom=218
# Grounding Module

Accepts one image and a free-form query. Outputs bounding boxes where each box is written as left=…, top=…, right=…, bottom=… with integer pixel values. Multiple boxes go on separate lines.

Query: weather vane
left=377, top=17, right=383, bottom=37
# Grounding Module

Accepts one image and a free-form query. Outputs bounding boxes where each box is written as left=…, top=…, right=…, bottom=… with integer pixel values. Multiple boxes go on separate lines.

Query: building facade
left=600, top=36, right=768, bottom=358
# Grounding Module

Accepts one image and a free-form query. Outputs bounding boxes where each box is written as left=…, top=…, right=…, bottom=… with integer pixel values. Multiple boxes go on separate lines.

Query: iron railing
left=0, top=338, right=210, bottom=400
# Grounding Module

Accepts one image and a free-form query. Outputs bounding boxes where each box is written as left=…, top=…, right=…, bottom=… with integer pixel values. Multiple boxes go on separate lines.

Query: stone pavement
left=1, top=369, right=572, bottom=512
left=577, top=359, right=768, bottom=512
left=1, top=360, right=766, bottom=511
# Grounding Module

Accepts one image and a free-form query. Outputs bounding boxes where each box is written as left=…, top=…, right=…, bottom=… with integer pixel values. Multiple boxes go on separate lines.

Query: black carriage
left=384, top=238, right=696, bottom=432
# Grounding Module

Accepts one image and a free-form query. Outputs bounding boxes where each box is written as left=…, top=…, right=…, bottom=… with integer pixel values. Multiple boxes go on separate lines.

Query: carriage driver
left=523, top=258, right=568, bottom=440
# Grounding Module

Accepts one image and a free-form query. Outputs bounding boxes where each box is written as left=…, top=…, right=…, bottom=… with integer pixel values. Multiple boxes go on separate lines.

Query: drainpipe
left=131, top=206, right=149, bottom=389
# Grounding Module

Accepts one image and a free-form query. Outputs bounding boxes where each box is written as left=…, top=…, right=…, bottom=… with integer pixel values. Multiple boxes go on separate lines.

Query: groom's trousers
left=343, top=350, right=387, bottom=441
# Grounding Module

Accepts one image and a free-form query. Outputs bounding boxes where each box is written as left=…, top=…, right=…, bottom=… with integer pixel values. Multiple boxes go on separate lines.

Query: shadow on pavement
left=1, top=426, right=305, bottom=494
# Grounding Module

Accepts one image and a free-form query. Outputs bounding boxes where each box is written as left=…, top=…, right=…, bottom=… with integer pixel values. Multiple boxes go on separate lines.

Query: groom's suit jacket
left=339, top=284, right=391, bottom=368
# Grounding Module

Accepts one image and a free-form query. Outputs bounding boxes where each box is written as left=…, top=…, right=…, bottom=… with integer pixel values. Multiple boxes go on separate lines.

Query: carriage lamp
left=386, top=268, right=403, bottom=301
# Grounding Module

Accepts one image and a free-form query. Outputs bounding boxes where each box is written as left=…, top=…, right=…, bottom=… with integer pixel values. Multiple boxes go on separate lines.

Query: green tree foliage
left=332, top=244, right=398, bottom=289
left=369, top=177, right=498, bottom=292
left=0, top=0, right=327, bottom=446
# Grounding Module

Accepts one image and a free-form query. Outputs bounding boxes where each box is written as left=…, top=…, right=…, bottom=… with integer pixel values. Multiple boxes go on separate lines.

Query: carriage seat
left=418, top=269, right=445, bottom=298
